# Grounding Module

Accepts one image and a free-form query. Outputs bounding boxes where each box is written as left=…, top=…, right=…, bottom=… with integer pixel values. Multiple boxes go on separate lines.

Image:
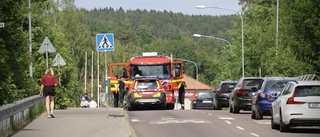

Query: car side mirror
left=271, top=92, right=281, bottom=98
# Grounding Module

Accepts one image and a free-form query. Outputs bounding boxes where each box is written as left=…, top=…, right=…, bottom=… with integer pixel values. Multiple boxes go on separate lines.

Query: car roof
left=292, top=80, right=320, bottom=86
left=263, top=77, right=296, bottom=80
left=240, top=77, right=263, bottom=80
left=220, top=81, right=238, bottom=83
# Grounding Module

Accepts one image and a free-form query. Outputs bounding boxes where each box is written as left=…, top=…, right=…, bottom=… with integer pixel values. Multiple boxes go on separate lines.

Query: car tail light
left=287, top=96, right=305, bottom=104
left=218, top=90, right=227, bottom=93
left=193, top=97, right=197, bottom=103
left=237, top=89, right=248, bottom=94
left=259, top=93, right=271, bottom=98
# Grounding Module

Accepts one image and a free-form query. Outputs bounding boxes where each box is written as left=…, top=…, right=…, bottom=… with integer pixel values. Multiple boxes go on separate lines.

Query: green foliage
left=1, top=0, right=320, bottom=107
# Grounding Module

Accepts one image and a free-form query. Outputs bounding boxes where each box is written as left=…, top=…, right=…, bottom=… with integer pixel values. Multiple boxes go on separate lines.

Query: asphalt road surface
left=127, top=109, right=320, bottom=137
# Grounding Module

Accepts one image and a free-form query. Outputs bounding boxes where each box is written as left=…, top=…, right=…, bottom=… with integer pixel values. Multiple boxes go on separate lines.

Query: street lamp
left=173, top=58, right=198, bottom=92
left=29, top=0, right=33, bottom=77
left=196, top=5, right=244, bottom=78
left=193, top=34, right=232, bottom=47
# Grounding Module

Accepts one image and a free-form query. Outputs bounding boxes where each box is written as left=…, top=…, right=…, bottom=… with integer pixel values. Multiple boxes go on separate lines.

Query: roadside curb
left=124, top=109, right=137, bottom=137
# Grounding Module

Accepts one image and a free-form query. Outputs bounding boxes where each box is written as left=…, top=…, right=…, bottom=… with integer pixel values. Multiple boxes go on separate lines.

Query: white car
left=271, top=81, right=320, bottom=132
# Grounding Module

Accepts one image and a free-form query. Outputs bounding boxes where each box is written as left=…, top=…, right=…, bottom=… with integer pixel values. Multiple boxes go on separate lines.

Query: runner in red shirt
left=40, top=67, right=58, bottom=118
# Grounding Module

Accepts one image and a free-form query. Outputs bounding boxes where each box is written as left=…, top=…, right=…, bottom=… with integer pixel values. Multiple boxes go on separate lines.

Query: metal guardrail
left=296, top=74, right=317, bottom=81
left=0, top=95, right=45, bottom=136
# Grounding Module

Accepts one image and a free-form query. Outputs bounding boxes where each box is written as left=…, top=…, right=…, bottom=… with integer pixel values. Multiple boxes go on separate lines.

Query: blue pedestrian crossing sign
left=96, top=33, right=114, bottom=51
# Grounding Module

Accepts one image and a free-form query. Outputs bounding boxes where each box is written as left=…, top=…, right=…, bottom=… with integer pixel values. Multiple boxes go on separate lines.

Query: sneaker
left=47, top=115, right=51, bottom=118
left=180, top=106, right=185, bottom=110
left=50, top=113, right=55, bottom=118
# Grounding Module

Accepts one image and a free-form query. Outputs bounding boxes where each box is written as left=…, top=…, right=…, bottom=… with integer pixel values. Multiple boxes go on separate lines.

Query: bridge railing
left=296, top=74, right=317, bottom=81
left=0, top=95, right=45, bottom=137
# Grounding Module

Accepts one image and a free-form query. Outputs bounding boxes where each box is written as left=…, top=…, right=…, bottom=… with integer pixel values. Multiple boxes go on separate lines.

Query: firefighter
left=178, top=81, right=187, bottom=110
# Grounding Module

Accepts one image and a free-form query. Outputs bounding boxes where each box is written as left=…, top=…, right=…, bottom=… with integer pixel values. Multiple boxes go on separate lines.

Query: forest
left=0, top=0, right=319, bottom=108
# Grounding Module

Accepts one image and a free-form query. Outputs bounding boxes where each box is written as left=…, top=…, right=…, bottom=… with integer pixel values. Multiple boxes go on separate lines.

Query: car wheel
left=166, top=104, right=175, bottom=110
left=127, top=104, right=134, bottom=111
left=271, top=112, right=279, bottom=129
left=161, top=104, right=166, bottom=110
left=232, top=104, right=240, bottom=113
left=279, top=112, right=290, bottom=132
left=255, top=110, right=263, bottom=120
left=251, top=109, right=255, bottom=119
left=214, top=100, right=221, bottom=110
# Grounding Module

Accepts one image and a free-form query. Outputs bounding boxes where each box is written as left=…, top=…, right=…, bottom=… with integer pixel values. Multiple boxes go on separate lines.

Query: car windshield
left=266, top=80, right=290, bottom=91
left=198, top=92, right=214, bottom=99
left=136, top=80, right=158, bottom=89
left=295, top=86, right=320, bottom=97
left=131, top=64, right=170, bottom=80
left=242, top=79, right=262, bottom=89
left=221, top=83, right=236, bottom=90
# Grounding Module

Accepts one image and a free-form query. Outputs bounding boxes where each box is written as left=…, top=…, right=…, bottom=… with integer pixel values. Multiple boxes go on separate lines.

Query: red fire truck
left=108, top=52, right=184, bottom=109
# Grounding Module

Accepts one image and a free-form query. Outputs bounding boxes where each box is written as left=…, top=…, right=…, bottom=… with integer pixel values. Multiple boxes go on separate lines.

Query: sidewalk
left=11, top=107, right=133, bottom=137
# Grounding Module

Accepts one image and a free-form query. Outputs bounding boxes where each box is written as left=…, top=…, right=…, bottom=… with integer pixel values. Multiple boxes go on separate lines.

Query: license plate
left=139, top=99, right=156, bottom=102
left=309, top=103, right=320, bottom=108
left=142, top=92, right=153, bottom=94
left=203, top=100, right=212, bottom=103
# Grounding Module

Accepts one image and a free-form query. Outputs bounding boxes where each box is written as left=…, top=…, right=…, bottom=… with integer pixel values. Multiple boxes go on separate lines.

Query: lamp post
left=196, top=5, right=244, bottom=78
left=276, top=0, right=279, bottom=55
left=173, top=58, right=198, bottom=92
left=193, top=34, right=232, bottom=46
left=29, top=0, right=33, bottom=77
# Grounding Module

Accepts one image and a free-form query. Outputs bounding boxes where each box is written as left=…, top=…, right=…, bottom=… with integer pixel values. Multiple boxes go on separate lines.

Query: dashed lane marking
left=131, top=119, right=139, bottom=122
left=218, top=117, right=235, bottom=120
left=250, top=133, right=260, bottom=137
left=225, top=120, right=232, bottom=124
left=236, top=126, right=245, bottom=130
left=149, top=119, right=212, bottom=124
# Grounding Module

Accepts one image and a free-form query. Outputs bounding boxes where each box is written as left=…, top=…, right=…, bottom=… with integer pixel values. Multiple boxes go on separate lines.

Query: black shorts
left=43, top=86, right=55, bottom=97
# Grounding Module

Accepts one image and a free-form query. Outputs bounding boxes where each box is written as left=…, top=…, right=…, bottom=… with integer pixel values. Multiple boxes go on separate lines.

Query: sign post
left=38, top=37, right=56, bottom=68
left=52, top=53, right=66, bottom=87
left=96, top=33, right=114, bottom=118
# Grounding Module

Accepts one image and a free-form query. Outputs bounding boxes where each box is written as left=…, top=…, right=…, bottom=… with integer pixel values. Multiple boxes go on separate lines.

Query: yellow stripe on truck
left=134, top=93, right=142, bottom=98
left=153, top=92, right=161, bottom=97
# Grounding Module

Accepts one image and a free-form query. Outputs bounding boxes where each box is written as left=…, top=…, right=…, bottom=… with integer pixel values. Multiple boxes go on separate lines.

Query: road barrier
left=0, top=95, right=45, bottom=137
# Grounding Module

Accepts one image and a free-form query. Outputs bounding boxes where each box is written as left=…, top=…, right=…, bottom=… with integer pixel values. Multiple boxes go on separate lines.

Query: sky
left=74, top=0, right=242, bottom=16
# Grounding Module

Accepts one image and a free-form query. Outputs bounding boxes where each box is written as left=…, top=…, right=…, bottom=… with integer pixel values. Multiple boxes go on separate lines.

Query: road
left=127, top=109, right=320, bottom=137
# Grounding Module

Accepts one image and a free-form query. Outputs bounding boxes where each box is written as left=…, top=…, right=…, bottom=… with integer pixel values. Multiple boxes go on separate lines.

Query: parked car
left=191, top=90, right=214, bottom=109
left=271, top=81, right=320, bottom=132
left=213, top=81, right=237, bottom=110
left=126, top=77, right=166, bottom=111
left=251, top=77, right=296, bottom=120
left=229, top=77, right=263, bottom=113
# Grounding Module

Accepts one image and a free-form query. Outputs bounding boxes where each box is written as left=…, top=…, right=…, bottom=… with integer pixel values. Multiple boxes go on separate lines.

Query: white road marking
left=153, top=119, right=211, bottom=124
left=161, top=117, right=175, bottom=120
left=208, top=113, right=213, bottom=115
left=225, top=120, right=232, bottom=124
left=131, top=119, right=139, bottom=122
left=218, top=117, right=234, bottom=120
left=236, top=126, right=245, bottom=130
left=250, top=133, right=259, bottom=137
left=253, top=120, right=271, bottom=125
left=193, top=121, right=205, bottom=123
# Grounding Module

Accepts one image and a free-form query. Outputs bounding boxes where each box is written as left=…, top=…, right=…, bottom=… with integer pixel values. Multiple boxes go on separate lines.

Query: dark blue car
left=251, top=77, right=296, bottom=120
